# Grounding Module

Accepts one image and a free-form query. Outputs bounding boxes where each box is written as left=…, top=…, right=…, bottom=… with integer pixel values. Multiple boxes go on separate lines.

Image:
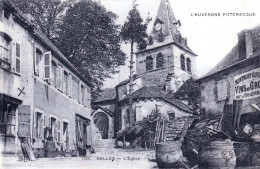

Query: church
left=92, top=0, right=198, bottom=138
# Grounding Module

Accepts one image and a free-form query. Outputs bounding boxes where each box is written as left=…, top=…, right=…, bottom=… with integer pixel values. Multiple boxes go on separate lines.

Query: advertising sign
left=234, top=68, right=260, bottom=100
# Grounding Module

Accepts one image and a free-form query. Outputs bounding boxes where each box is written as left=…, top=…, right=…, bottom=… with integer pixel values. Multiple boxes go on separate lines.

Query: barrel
left=38, top=148, right=45, bottom=158
left=199, top=139, right=236, bottom=169
left=156, top=141, right=183, bottom=168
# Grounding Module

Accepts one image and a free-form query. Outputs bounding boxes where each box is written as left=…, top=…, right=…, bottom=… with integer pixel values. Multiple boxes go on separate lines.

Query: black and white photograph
left=0, top=0, right=260, bottom=168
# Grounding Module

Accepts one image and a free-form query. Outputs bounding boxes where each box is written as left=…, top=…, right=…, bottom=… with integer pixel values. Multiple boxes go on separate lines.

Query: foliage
left=120, top=0, right=151, bottom=49
left=13, top=0, right=126, bottom=98
left=13, top=0, right=69, bottom=40
left=175, top=78, right=200, bottom=114
left=54, top=0, right=126, bottom=98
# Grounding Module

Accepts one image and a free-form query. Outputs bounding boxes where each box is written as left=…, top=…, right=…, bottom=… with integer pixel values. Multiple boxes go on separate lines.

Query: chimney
left=238, top=29, right=253, bottom=61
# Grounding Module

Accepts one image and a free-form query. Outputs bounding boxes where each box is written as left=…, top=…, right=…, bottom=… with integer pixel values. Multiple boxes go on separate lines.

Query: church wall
left=136, top=44, right=174, bottom=76
left=119, top=99, right=191, bottom=130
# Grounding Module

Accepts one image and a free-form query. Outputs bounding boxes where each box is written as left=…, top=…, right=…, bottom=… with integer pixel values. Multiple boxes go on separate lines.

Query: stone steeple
left=147, top=0, right=195, bottom=55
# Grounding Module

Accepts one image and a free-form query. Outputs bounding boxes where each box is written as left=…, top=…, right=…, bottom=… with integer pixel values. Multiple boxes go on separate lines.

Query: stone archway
left=93, top=112, right=109, bottom=139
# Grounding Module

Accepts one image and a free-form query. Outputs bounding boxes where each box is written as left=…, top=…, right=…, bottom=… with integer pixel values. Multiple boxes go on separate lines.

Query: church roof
left=94, top=88, right=116, bottom=102
left=143, top=0, right=196, bottom=56
left=131, top=86, right=193, bottom=113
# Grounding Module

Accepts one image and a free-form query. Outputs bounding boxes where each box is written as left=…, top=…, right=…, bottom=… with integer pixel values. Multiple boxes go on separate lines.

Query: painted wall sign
left=234, top=68, right=260, bottom=100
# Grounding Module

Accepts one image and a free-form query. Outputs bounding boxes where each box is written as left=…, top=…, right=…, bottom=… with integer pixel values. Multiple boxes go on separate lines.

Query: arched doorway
left=93, top=112, right=109, bottom=139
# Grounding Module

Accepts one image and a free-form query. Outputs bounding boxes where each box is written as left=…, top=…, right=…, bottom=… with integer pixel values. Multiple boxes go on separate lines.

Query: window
left=51, top=61, right=57, bottom=87
left=68, top=74, right=72, bottom=97
left=85, top=86, right=91, bottom=106
left=57, top=65, right=63, bottom=91
left=0, top=33, right=12, bottom=71
left=156, top=53, right=164, bottom=69
left=126, top=109, right=130, bottom=124
left=81, top=85, right=84, bottom=104
left=63, top=71, right=69, bottom=95
left=180, top=54, right=185, bottom=71
left=148, top=36, right=153, bottom=45
left=35, top=112, right=43, bottom=138
left=156, top=104, right=162, bottom=113
left=44, top=51, right=52, bottom=80
left=0, top=104, right=16, bottom=136
left=62, top=121, right=69, bottom=150
left=217, top=79, right=228, bottom=100
left=50, top=117, right=57, bottom=140
left=187, top=58, right=191, bottom=72
left=158, top=32, right=164, bottom=42
left=35, top=48, right=43, bottom=76
left=168, top=111, right=175, bottom=121
left=72, top=76, right=79, bottom=101
left=146, top=56, right=153, bottom=71
left=15, top=43, right=20, bottom=73
left=57, top=120, right=61, bottom=143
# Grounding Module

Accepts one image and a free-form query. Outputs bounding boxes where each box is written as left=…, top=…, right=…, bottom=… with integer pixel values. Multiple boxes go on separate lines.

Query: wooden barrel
left=38, top=148, right=45, bottom=158
left=156, top=141, right=183, bottom=168
left=32, top=148, right=39, bottom=158
left=199, top=139, right=236, bottom=169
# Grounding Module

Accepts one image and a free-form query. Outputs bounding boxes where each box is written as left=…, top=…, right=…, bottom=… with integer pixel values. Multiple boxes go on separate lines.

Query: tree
left=175, top=78, right=200, bottom=114
left=13, top=0, right=69, bottom=40
left=120, top=0, right=151, bottom=126
left=54, top=0, right=126, bottom=98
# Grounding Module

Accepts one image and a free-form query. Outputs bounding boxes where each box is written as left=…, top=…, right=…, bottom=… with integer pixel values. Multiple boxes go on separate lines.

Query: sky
left=99, top=0, right=260, bottom=89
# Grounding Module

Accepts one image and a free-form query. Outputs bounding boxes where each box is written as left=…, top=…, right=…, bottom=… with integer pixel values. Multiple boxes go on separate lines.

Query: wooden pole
left=123, top=134, right=126, bottom=148
left=129, top=41, right=134, bottom=125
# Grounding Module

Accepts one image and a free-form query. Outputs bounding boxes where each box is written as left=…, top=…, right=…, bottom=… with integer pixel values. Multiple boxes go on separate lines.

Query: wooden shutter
left=78, top=82, right=82, bottom=103
left=57, top=120, right=61, bottom=143
left=44, top=51, right=52, bottom=80
left=15, top=43, right=21, bottom=73
left=18, top=105, right=31, bottom=138
left=68, top=74, right=72, bottom=97
left=33, top=111, right=37, bottom=139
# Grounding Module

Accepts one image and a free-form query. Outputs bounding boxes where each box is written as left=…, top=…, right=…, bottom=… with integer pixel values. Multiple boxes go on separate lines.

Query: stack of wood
left=154, top=118, right=165, bottom=145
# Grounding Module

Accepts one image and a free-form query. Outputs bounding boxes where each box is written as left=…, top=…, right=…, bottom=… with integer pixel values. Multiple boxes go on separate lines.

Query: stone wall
left=200, top=58, right=260, bottom=116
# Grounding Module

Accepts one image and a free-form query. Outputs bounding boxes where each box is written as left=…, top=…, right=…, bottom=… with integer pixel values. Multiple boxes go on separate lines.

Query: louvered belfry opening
left=156, top=53, right=164, bottom=69
left=186, top=57, right=191, bottom=72
left=180, top=54, right=185, bottom=70
left=146, top=55, right=153, bottom=71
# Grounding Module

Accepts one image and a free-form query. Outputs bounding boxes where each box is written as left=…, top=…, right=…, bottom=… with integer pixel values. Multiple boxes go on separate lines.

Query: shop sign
left=234, top=68, right=260, bottom=100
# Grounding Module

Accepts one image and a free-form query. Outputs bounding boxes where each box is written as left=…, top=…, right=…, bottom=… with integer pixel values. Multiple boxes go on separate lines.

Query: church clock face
left=155, top=23, right=162, bottom=31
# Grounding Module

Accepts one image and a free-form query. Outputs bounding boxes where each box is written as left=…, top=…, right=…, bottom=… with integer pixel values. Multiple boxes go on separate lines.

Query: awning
left=0, top=93, right=22, bottom=105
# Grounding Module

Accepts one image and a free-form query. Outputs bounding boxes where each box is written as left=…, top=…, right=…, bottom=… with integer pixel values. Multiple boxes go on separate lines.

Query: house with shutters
left=0, top=0, right=92, bottom=156
left=198, top=26, right=260, bottom=132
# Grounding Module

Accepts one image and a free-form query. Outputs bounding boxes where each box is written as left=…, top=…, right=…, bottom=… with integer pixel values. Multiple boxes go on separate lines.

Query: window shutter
left=57, top=120, right=61, bottom=143
left=68, top=74, right=72, bottom=97
left=78, top=82, right=81, bottom=103
left=55, top=65, right=58, bottom=87
left=40, top=114, right=43, bottom=139
left=44, top=51, right=52, bottom=80
left=17, top=105, right=31, bottom=138
left=43, top=115, right=47, bottom=139
left=33, top=111, right=37, bottom=138
left=15, top=43, right=21, bottom=73
left=63, top=72, right=66, bottom=94
left=33, top=44, right=36, bottom=75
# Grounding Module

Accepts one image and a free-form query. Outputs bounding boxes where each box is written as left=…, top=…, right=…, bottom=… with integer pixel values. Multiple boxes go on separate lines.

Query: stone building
left=92, top=88, right=116, bottom=139
left=136, top=0, right=197, bottom=91
left=113, top=0, right=197, bottom=133
left=198, top=26, right=260, bottom=130
left=0, top=0, right=92, bottom=156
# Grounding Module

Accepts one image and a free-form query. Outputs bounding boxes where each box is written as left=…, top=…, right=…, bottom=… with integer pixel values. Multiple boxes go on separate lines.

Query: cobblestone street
left=1, top=148, right=157, bottom=169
